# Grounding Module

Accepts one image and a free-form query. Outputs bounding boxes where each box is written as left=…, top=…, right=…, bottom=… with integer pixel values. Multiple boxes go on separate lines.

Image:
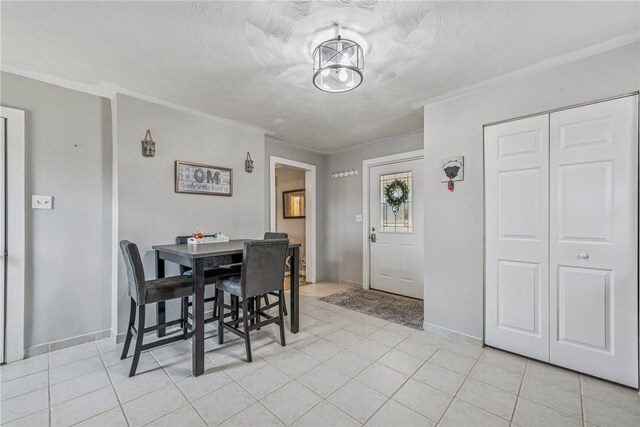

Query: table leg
left=192, top=259, right=205, bottom=376
left=155, top=252, right=166, bottom=337
left=290, top=246, right=300, bottom=333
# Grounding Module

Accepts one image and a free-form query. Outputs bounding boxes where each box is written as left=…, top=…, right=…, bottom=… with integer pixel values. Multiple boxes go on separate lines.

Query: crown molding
left=325, top=129, right=424, bottom=155
left=410, top=32, right=640, bottom=109
left=265, top=135, right=329, bottom=155
left=0, top=65, right=268, bottom=134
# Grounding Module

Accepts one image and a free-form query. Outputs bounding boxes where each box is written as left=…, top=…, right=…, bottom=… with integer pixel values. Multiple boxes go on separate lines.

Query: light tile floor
left=1, top=282, right=639, bottom=426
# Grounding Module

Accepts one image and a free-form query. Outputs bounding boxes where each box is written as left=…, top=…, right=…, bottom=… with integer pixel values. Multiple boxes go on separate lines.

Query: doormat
left=320, top=288, right=423, bottom=330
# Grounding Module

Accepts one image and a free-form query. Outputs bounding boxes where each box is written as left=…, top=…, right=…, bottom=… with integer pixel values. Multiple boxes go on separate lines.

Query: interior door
left=484, top=115, right=550, bottom=362
left=369, top=158, right=423, bottom=299
left=0, top=117, right=5, bottom=364
left=549, top=96, right=638, bottom=387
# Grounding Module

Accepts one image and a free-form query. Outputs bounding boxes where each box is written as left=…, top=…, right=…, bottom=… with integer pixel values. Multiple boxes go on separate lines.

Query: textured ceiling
left=1, top=1, right=639, bottom=152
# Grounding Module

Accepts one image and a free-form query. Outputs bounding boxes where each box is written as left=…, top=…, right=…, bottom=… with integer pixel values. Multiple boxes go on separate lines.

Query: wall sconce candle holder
left=245, top=152, right=254, bottom=173
left=141, top=129, right=156, bottom=157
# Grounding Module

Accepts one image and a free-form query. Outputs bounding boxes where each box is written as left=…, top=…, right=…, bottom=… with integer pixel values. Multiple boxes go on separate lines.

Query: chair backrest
left=241, top=239, right=289, bottom=298
left=119, top=240, right=146, bottom=304
left=264, top=232, right=288, bottom=240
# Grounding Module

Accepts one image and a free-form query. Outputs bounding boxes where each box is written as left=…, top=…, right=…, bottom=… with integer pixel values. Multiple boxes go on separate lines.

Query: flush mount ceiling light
left=312, top=34, right=364, bottom=93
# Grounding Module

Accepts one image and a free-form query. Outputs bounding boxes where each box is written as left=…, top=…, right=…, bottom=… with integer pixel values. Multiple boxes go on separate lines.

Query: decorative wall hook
left=330, top=168, right=358, bottom=179
left=441, top=156, right=464, bottom=192
left=141, top=129, right=156, bottom=157
left=245, top=152, right=254, bottom=173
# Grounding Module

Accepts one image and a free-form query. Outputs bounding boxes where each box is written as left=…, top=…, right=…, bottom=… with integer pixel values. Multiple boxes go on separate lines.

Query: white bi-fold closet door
left=485, top=95, right=638, bottom=388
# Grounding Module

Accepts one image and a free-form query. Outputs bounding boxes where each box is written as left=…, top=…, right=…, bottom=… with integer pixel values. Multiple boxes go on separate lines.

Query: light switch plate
left=32, top=195, right=53, bottom=210
left=355, top=215, right=363, bottom=223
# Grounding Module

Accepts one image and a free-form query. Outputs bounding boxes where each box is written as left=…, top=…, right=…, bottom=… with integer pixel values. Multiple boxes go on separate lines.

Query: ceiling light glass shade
left=313, top=36, right=364, bottom=93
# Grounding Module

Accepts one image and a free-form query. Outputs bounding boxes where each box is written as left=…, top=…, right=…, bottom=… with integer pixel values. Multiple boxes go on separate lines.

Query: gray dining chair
left=119, top=240, right=194, bottom=377
left=263, top=232, right=289, bottom=316
left=216, top=239, right=289, bottom=362
left=175, top=235, right=240, bottom=327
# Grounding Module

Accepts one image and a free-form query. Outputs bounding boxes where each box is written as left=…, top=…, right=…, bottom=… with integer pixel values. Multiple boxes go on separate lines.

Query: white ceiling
left=1, top=1, right=639, bottom=152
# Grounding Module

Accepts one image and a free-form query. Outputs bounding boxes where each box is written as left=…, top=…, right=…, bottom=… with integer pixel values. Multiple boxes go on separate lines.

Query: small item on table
left=187, top=231, right=230, bottom=245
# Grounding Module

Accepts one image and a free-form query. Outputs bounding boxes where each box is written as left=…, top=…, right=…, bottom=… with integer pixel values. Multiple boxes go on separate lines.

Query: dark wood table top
left=153, top=239, right=301, bottom=259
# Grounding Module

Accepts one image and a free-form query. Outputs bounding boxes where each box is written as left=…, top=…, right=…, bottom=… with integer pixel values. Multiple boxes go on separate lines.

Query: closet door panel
left=550, top=95, right=638, bottom=387
left=485, top=115, right=550, bottom=362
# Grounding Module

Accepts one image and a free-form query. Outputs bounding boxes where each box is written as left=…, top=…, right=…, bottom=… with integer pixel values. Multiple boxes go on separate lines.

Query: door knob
left=370, top=233, right=376, bottom=243
left=578, top=253, right=590, bottom=260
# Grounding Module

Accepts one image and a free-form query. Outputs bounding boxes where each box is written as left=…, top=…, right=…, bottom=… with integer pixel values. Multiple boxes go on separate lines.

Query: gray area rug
left=320, top=288, right=424, bottom=330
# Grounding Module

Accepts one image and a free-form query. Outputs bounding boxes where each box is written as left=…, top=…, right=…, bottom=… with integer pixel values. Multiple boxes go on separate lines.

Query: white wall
left=113, top=94, right=266, bottom=333
left=423, top=43, right=640, bottom=340
left=265, top=136, right=326, bottom=280
left=275, top=167, right=306, bottom=267
left=1, top=72, right=112, bottom=348
left=325, top=132, right=423, bottom=284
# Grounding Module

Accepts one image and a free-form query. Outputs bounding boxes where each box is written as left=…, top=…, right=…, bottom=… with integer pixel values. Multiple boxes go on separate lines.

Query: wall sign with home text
left=175, top=161, right=233, bottom=196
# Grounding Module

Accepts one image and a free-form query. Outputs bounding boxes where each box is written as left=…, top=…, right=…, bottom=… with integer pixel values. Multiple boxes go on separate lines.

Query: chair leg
left=242, top=298, right=252, bottom=362
left=263, top=294, right=270, bottom=307
left=218, top=289, right=224, bottom=345
left=129, top=305, right=145, bottom=377
left=181, top=297, right=189, bottom=337
left=256, top=296, right=261, bottom=331
left=232, top=295, right=239, bottom=321
left=278, top=290, right=286, bottom=347
left=213, top=288, right=219, bottom=318
left=282, top=292, right=288, bottom=316
left=248, top=297, right=254, bottom=327
left=121, top=298, right=136, bottom=360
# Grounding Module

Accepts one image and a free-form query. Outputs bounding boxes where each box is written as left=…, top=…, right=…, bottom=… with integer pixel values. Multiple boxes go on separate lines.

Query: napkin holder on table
left=187, top=233, right=230, bottom=245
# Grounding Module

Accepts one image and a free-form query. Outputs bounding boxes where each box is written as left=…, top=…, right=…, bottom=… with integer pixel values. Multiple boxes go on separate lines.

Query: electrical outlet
left=32, top=195, right=53, bottom=210
left=355, top=215, right=363, bottom=223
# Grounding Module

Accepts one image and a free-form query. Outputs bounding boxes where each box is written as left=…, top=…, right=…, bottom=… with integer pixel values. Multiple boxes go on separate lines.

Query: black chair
left=216, top=239, right=289, bottom=362
left=263, top=232, right=289, bottom=316
left=119, top=240, right=194, bottom=377
left=175, top=235, right=241, bottom=327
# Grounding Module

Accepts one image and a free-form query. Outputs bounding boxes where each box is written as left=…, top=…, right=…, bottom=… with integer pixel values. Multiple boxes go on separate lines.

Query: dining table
left=152, top=239, right=301, bottom=376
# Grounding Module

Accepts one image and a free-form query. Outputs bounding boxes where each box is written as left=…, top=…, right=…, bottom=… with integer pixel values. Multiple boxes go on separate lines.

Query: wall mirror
left=283, top=189, right=305, bottom=219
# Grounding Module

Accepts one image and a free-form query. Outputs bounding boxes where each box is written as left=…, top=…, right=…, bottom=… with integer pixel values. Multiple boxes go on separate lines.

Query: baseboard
left=422, top=322, right=484, bottom=347
left=338, top=278, right=362, bottom=287
left=24, top=328, right=113, bottom=358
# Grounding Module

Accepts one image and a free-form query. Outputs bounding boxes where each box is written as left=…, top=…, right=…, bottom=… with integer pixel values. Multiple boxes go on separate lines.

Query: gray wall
left=265, top=136, right=326, bottom=280
left=1, top=72, right=112, bottom=347
left=114, top=94, right=266, bottom=333
left=423, top=43, right=640, bottom=340
left=275, top=167, right=306, bottom=266
left=325, top=132, right=423, bottom=284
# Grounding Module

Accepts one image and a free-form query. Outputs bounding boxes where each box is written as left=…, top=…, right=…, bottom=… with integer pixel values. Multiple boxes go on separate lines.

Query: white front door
left=369, top=158, right=424, bottom=299
left=484, top=114, right=550, bottom=362
left=549, top=96, right=638, bottom=387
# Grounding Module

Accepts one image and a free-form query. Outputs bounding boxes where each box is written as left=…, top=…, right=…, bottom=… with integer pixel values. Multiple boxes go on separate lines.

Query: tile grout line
left=148, top=344, right=212, bottom=426
left=509, top=358, right=529, bottom=425
left=579, top=374, right=586, bottom=427
left=359, top=333, right=440, bottom=426
left=65, top=342, right=126, bottom=427
left=100, top=342, right=132, bottom=427
left=434, top=346, right=486, bottom=426
left=48, top=352, right=52, bottom=427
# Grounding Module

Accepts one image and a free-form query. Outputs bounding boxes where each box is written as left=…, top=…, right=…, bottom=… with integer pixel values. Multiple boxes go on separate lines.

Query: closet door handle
left=578, top=253, right=590, bottom=260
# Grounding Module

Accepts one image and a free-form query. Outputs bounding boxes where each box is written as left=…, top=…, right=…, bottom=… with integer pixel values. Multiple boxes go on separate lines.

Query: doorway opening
left=269, top=156, right=316, bottom=284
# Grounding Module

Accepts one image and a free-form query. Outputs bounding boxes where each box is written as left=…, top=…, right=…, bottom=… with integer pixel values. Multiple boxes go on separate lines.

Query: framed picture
left=283, top=188, right=305, bottom=219
left=175, top=161, right=233, bottom=196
